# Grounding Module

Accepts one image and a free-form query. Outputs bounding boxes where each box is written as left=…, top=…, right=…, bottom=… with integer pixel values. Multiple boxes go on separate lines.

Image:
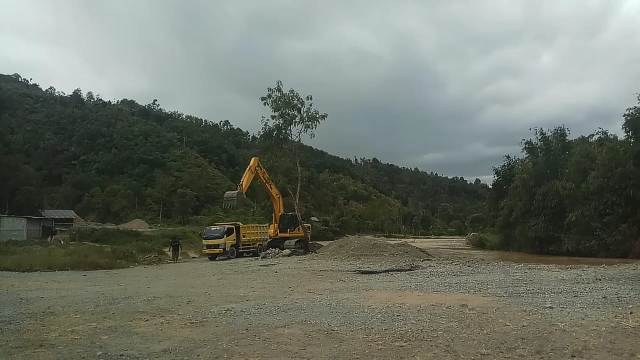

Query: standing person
left=48, top=227, right=59, bottom=245
left=44, top=225, right=54, bottom=244
left=170, top=236, right=182, bottom=263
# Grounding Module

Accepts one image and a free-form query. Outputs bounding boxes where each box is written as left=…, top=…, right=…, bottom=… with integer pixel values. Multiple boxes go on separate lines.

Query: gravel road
left=1, top=237, right=639, bottom=359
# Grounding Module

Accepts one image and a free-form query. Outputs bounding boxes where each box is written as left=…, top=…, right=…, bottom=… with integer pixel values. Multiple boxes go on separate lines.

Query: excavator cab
left=278, top=212, right=301, bottom=232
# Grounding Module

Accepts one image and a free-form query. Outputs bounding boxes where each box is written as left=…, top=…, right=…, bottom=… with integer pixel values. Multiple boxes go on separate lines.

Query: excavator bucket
left=223, top=190, right=246, bottom=209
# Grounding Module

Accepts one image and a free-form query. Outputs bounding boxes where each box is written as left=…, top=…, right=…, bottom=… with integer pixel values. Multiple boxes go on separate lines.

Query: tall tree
left=259, top=80, right=328, bottom=238
left=623, top=94, right=640, bottom=167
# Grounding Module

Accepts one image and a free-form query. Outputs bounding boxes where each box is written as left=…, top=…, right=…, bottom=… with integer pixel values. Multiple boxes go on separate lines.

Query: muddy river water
left=385, top=236, right=640, bottom=266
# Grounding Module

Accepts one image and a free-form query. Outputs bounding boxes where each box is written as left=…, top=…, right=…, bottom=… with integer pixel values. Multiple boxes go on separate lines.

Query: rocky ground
left=1, top=236, right=639, bottom=359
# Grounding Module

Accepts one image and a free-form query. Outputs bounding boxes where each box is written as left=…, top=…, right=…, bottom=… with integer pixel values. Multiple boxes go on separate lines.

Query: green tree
left=466, top=213, right=486, bottom=233
left=623, top=94, right=640, bottom=143
left=623, top=94, right=640, bottom=167
left=491, top=118, right=640, bottom=257
left=259, top=80, right=328, bottom=238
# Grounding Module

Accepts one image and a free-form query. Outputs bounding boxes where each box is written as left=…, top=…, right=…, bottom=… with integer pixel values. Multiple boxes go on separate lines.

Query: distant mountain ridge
left=0, top=73, right=488, bottom=236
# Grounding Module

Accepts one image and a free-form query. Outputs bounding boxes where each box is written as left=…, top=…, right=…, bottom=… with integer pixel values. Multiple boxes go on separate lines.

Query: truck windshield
left=202, top=227, right=226, bottom=240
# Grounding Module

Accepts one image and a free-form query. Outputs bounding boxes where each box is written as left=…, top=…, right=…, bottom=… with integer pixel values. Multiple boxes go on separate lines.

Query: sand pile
left=119, top=219, right=150, bottom=230
left=316, top=236, right=431, bottom=261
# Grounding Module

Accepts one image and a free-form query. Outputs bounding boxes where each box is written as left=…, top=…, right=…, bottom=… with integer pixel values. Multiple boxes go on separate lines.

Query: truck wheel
left=207, top=255, right=217, bottom=261
left=227, top=247, right=237, bottom=259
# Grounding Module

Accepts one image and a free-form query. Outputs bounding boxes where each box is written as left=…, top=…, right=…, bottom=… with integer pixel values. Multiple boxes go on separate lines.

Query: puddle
left=354, top=264, right=420, bottom=274
left=492, top=251, right=640, bottom=266
left=386, top=237, right=640, bottom=266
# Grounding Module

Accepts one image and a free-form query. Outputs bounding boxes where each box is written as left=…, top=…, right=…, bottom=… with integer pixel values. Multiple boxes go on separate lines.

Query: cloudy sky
left=2, top=1, right=640, bottom=181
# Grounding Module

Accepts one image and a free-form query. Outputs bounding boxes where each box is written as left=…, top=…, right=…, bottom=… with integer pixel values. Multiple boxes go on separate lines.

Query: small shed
left=0, top=215, right=55, bottom=242
left=40, top=209, right=84, bottom=230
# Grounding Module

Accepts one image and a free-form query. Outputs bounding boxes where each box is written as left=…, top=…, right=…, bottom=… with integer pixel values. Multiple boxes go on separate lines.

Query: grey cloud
left=2, top=0, right=640, bottom=182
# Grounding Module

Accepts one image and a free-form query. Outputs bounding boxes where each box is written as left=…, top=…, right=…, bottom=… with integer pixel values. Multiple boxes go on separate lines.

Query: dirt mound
left=119, top=219, right=150, bottom=230
left=316, top=236, right=431, bottom=261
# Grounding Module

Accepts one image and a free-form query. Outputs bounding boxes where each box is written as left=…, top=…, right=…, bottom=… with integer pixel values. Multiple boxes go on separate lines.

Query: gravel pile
left=138, top=254, right=165, bottom=265
left=316, top=236, right=431, bottom=261
left=259, top=248, right=293, bottom=259
left=118, top=219, right=150, bottom=230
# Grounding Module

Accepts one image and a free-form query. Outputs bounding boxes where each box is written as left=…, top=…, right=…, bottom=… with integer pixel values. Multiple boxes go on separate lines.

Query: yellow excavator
left=223, top=157, right=310, bottom=252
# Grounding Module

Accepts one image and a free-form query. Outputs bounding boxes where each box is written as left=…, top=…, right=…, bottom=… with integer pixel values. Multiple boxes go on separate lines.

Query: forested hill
left=487, top=97, right=640, bottom=258
left=0, top=73, right=488, bottom=236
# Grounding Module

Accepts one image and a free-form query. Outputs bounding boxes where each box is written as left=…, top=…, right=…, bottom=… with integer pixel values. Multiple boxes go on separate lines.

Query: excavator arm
left=223, top=157, right=284, bottom=228
left=223, top=156, right=310, bottom=251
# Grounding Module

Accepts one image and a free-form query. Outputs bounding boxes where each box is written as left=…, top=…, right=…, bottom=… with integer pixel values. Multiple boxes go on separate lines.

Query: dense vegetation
left=0, top=74, right=488, bottom=237
left=489, top=97, right=640, bottom=258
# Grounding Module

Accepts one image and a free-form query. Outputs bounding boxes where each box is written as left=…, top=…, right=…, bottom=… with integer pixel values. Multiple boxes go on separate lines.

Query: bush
left=0, top=243, right=134, bottom=272
left=449, top=220, right=466, bottom=235
left=311, top=225, right=344, bottom=241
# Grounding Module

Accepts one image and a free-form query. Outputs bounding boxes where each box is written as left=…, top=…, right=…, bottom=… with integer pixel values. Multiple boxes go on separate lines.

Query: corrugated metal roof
left=0, top=214, right=47, bottom=219
left=40, top=209, right=80, bottom=219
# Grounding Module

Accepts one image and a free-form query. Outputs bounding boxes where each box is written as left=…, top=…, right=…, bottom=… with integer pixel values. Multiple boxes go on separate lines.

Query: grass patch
left=466, top=232, right=503, bottom=250
left=0, top=242, right=134, bottom=271
left=0, top=227, right=203, bottom=272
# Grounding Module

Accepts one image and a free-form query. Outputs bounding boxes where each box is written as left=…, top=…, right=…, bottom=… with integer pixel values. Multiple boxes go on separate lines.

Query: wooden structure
left=0, top=215, right=55, bottom=241
left=40, top=209, right=84, bottom=230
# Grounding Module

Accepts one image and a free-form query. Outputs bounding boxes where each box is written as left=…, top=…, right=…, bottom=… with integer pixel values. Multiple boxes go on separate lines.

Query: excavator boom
left=222, top=156, right=310, bottom=251
left=222, top=157, right=285, bottom=226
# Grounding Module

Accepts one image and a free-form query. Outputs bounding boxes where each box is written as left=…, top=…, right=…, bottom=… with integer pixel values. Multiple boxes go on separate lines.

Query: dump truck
left=201, top=222, right=269, bottom=260
left=223, top=156, right=311, bottom=252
